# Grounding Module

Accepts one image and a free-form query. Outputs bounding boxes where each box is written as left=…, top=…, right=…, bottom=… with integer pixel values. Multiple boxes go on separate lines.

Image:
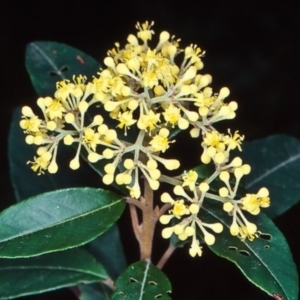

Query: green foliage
left=0, top=248, right=108, bottom=299
left=78, top=225, right=128, bottom=299
left=112, top=261, right=172, bottom=300
left=0, top=188, right=125, bottom=258
left=201, top=201, right=298, bottom=300
left=79, top=283, right=112, bottom=300
left=86, top=225, right=127, bottom=280
left=241, top=134, right=300, bottom=218
left=25, top=41, right=100, bottom=96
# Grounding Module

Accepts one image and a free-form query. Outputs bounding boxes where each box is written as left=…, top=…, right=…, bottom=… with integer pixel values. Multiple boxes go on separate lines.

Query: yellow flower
left=127, top=172, right=141, bottom=199
left=182, top=170, right=198, bottom=191
left=189, top=238, right=202, bottom=257
left=194, top=88, right=215, bottom=117
left=238, top=225, right=259, bottom=241
left=116, top=111, right=136, bottom=135
left=108, top=76, right=130, bottom=97
left=136, top=21, right=155, bottom=42
left=137, top=110, right=160, bottom=132
left=20, top=106, right=44, bottom=134
left=27, top=155, right=51, bottom=175
left=55, top=75, right=88, bottom=101
left=162, top=104, right=181, bottom=127
left=241, top=187, right=270, bottom=215
left=201, top=131, right=227, bottom=164
left=203, top=131, right=225, bottom=149
left=172, top=200, right=190, bottom=218
left=83, top=128, right=100, bottom=152
left=160, top=191, right=190, bottom=219
left=45, top=98, right=66, bottom=120
left=142, top=71, right=159, bottom=88
left=149, top=128, right=170, bottom=153
left=20, top=116, right=42, bottom=134
left=224, top=130, right=244, bottom=151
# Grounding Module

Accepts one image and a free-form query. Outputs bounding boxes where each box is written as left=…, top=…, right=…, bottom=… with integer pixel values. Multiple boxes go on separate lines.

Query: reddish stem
left=156, top=244, right=176, bottom=269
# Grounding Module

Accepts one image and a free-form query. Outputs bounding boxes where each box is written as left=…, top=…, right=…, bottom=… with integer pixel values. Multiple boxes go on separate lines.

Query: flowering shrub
left=0, top=21, right=298, bottom=299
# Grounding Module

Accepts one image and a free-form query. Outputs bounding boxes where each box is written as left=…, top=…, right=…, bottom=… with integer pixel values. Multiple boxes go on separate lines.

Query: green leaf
left=112, top=261, right=172, bottom=300
left=86, top=225, right=127, bottom=280
left=0, top=248, right=108, bottom=300
left=26, top=41, right=100, bottom=96
left=201, top=201, right=299, bottom=300
left=0, top=188, right=125, bottom=258
left=241, top=134, right=300, bottom=218
left=79, top=223, right=127, bottom=299
left=78, top=223, right=127, bottom=299
left=79, top=283, right=112, bottom=300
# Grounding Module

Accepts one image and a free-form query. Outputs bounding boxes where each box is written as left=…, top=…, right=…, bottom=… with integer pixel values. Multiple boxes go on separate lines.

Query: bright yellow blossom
left=182, top=170, right=198, bottom=191
left=149, top=128, right=170, bottom=153
left=241, top=188, right=270, bottom=215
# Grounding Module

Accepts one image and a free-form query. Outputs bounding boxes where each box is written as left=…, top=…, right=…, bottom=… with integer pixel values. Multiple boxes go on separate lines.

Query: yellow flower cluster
left=20, top=21, right=231, bottom=190
left=92, top=21, right=236, bottom=141
left=20, top=76, right=110, bottom=174
left=20, top=21, right=271, bottom=257
left=160, top=159, right=270, bottom=255
left=160, top=182, right=224, bottom=257
left=201, top=130, right=244, bottom=164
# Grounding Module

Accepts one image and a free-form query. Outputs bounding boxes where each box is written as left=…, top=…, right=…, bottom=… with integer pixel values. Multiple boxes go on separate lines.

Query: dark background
left=1, top=1, right=300, bottom=299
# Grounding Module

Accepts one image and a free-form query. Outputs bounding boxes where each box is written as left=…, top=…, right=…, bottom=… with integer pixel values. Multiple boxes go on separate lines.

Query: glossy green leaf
left=0, top=188, right=125, bottom=258
left=0, top=248, right=107, bottom=299
left=201, top=201, right=298, bottom=300
left=241, top=134, right=300, bottom=218
left=112, top=261, right=172, bottom=300
left=26, top=41, right=100, bottom=96
left=79, top=283, right=112, bottom=300
left=79, top=221, right=127, bottom=299
left=86, top=225, right=127, bottom=280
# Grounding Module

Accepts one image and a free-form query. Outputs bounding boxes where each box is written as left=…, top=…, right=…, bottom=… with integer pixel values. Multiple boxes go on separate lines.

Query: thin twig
left=157, top=203, right=172, bottom=218
left=126, top=196, right=145, bottom=210
left=129, top=203, right=142, bottom=243
left=159, top=174, right=182, bottom=185
left=156, top=244, right=176, bottom=269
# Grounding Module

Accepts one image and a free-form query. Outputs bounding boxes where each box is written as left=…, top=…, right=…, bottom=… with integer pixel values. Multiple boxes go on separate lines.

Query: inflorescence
left=20, top=21, right=270, bottom=257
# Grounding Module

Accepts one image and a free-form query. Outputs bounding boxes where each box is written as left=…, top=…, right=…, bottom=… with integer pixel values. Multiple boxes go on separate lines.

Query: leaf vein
left=31, top=43, right=66, bottom=79
left=247, top=153, right=300, bottom=188
left=139, top=261, right=150, bottom=300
